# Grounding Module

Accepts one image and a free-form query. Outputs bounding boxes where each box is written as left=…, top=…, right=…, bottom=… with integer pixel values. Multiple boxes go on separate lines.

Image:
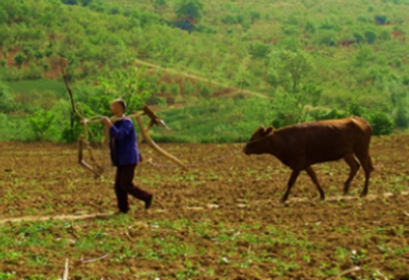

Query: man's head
left=110, top=99, right=126, bottom=116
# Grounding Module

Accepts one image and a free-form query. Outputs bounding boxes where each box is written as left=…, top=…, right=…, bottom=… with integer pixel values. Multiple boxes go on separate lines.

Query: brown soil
left=1, top=135, right=409, bottom=278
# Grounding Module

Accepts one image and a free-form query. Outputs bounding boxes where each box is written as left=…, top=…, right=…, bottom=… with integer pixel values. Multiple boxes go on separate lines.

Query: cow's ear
left=265, top=126, right=274, bottom=135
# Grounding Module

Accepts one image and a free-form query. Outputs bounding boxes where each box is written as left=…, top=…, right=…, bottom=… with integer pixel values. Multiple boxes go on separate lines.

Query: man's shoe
left=145, top=194, right=153, bottom=209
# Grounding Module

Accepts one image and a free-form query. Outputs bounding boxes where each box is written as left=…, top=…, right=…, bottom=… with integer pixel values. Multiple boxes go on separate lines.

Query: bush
left=157, top=97, right=167, bottom=107
left=394, top=106, right=409, bottom=129
left=379, top=29, right=391, bottom=41
left=28, top=109, right=55, bottom=141
left=159, top=82, right=168, bottom=93
left=0, top=83, right=14, bottom=113
left=310, top=108, right=347, bottom=120
left=345, top=101, right=365, bottom=117
left=170, top=82, right=180, bottom=95
left=389, top=58, right=402, bottom=68
left=199, top=84, right=212, bottom=97
left=249, top=42, right=271, bottom=59
left=23, top=47, right=35, bottom=58
left=367, top=111, right=394, bottom=135
left=4, top=68, right=24, bottom=81
left=184, top=80, right=195, bottom=95
left=0, top=58, right=5, bottom=67
left=14, top=52, right=26, bottom=68
left=248, top=10, right=261, bottom=22
left=241, top=18, right=251, bottom=31
left=364, top=30, right=377, bottom=44
left=23, top=63, right=43, bottom=80
left=34, top=50, right=44, bottom=60
left=43, top=62, right=50, bottom=71
left=221, top=14, right=237, bottom=24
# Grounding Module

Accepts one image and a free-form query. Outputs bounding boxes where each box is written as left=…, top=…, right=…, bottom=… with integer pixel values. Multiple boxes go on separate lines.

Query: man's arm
left=109, top=119, right=134, bottom=140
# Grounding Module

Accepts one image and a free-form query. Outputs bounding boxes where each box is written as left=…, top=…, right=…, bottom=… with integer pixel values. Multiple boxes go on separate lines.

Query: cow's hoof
left=360, top=192, right=368, bottom=198
left=320, top=195, right=325, bottom=201
left=280, top=198, right=287, bottom=204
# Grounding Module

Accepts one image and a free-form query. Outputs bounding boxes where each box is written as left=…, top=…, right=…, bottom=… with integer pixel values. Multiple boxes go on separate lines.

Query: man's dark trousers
left=114, top=163, right=151, bottom=213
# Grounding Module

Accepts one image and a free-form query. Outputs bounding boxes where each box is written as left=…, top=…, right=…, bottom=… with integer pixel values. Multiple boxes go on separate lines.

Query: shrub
left=379, top=29, right=390, bottom=41
left=367, top=111, right=394, bottom=135
left=389, top=58, right=402, bottom=68
left=170, top=82, right=180, bottom=95
left=0, top=83, right=14, bottom=113
left=310, top=108, right=347, bottom=120
left=43, top=62, right=50, bottom=71
left=4, top=68, right=24, bottom=81
left=184, top=80, right=195, bottom=95
left=250, top=42, right=271, bottom=59
left=159, top=82, right=168, bottom=93
left=248, top=10, right=261, bottom=22
left=23, top=63, right=43, bottom=80
left=221, top=14, right=237, bottom=24
left=305, top=20, right=316, bottom=34
left=34, top=50, right=44, bottom=60
left=345, top=101, right=365, bottom=117
left=28, top=109, right=55, bottom=141
left=364, top=30, right=377, bottom=44
left=157, top=97, right=167, bottom=107
left=394, top=106, right=409, bottom=129
left=14, top=52, right=26, bottom=68
left=199, top=84, right=212, bottom=97
left=241, top=18, right=251, bottom=31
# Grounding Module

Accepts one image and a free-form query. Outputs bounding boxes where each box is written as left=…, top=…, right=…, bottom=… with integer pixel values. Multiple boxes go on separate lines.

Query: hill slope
left=1, top=0, right=409, bottom=142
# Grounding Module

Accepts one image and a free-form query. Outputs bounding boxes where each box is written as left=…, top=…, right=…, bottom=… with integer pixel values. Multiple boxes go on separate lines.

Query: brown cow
left=243, top=117, right=375, bottom=202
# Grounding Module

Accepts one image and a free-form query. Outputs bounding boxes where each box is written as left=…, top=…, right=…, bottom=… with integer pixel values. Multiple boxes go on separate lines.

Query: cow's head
left=243, top=126, right=274, bottom=155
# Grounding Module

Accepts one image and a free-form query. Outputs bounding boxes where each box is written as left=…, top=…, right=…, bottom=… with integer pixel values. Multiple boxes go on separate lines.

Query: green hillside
left=0, top=0, right=409, bottom=142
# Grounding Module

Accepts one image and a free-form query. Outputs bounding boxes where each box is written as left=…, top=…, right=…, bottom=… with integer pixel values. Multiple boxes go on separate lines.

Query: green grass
left=0, top=216, right=405, bottom=278
left=4, top=79, right=66, bottom=97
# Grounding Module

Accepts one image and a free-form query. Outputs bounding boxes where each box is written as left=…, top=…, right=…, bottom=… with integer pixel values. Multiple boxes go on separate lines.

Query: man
left=100, top=99, right=153, bottom=214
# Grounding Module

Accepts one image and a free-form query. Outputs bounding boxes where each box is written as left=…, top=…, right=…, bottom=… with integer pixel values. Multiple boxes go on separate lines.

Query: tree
left=271, top=90, right=307, bottom=128
left=14, top=52, right=26, bottom=68
left=302, top=84, right=323, bottom=106
left=249, top=42, right=271, bottom=59
left=364, top=29, right=377, bottom=44
left=175, top=0, right=204, bottom=21
left=97, top=67, right=152, bottom=112
left=279, top=49, right=313, bottom=93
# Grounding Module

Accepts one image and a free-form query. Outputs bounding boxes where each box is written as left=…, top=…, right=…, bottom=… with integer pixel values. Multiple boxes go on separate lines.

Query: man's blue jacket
left=109, top=117, right=140, bottom=167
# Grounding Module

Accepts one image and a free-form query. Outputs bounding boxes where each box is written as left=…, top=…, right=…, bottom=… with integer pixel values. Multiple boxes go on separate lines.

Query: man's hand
left=101, top=117, right=113, bottom=128
left=139, top=153, right=143, bottom=162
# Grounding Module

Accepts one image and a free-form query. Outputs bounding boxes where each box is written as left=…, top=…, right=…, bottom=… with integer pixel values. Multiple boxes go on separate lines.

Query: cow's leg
left=343, top=154, right=360, bottom=195
left=305, top=166, right=325, bottom=200
left=356, top=155, right=373, bottom=197
left=280, top=169, right=301, bottom=203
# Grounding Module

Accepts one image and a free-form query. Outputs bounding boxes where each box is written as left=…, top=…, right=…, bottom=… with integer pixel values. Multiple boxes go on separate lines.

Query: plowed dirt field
left=1, top=136, right=409, bottom=279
